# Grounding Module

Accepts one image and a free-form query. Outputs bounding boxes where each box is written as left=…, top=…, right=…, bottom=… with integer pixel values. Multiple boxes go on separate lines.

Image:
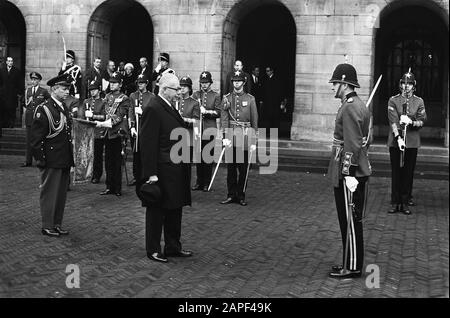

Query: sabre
left=342, top=179, right=356, bottom=274
left=207, top=146, right=226, bottom=191
left=134, top=99, right=140, bottom=152
left=365, top=75, right=382, bottom=146
left=243, top=148, right=254, bottom=193
left=198, top=98, right=203, bottom=156
left=400, top=103, right=407, bottom=167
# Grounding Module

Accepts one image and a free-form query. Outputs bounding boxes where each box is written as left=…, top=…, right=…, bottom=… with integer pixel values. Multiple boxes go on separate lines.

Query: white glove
left=250, top=144, right=256, bottom=152
left=200, top=106, right=207, bottom=114
left=95, top=118, right=112, bottom=128
left=193, top=127, right=200, bottom=139
left=75, top=94, right=80, bottom=99
left=397, top=136, right=406, bottom=151
left=155, top=63, right=161, bottom=73
left=135, top=106, right=143, bottom=116
left=222, top=138, right=232, bottom=148
left=147, top=175, right=158, bottom=183
left=131, top=127, right=137, bottom=137
left=344, top=176, right=359, bottom=193
left=84, top=110, right=93, bottom=118
left=62, top=61, right=67, bottom=71
left=400, top=115, right=412, bottom=126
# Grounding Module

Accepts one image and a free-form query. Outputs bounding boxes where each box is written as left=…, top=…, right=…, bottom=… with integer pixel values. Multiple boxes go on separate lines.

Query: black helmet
left=231, top=70, right=246, bottom=82
left=400, top=68, right=416, bottom=86
left=199, top=71, right=213, bottom=83
left=179, top=76, right=192, bottom=87
left=329, top=63, right=360, bottom=88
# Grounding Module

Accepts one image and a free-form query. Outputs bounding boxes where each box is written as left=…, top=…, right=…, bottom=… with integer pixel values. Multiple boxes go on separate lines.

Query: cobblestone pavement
left=0, top=155, right=448, bottom=298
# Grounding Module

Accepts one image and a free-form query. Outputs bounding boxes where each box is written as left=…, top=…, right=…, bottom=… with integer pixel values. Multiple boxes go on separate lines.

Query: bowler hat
left=139, top=182, right=162, bottom=205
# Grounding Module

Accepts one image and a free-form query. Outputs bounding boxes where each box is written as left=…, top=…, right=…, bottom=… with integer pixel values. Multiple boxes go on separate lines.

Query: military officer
left=128, top=74, right=155, bottom=189
left=191, top=71, right=221, bottom=191
left=95, top=72, right=130, bottom=196
left=30, top=73, right=74, bottom=237
left=59, top=50, right=83, bottom=99
left=387, top=69, right=427, bottom=215
left=22, top=72, right=50, bottom=167
left=327, top=63, right=371, bottom=278
left=83, top=80, right=107, bottom=183
left=220, top=70, right=258, bottom=206
left=151, top=52, right=175, bottom=95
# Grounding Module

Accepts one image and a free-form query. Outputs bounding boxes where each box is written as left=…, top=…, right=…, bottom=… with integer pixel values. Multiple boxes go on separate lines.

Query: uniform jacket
left=30, top=97, right=74, bottom=168
left=103, top=91, right=130, bottom=139
left=192, top=89, right=221, bottom=130
left=59, top=65, right=83, bottom=98
left=177, top=96, right=200, bottom=146
left=327, top=92, right=371, bottom=187
left=387, top=94, right=427, bottom=149
left=24, top=86, right=50, bottom=126
left=224, top=70, right=252, bottom=95
left=139, top=95, right=191, bottom=209
left=129, top=90, right=155, bottom=129
left=84, top=97, right=106, bottom=138
left=221, top=90, right=258, bottom=148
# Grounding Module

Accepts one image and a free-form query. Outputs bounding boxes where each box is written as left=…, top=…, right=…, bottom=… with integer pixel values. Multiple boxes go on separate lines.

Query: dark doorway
left=374, top=5, right=448, bottom=142
left=87, top=0, right=153, bottom=75
left=0, top=0, right=26, bottom=127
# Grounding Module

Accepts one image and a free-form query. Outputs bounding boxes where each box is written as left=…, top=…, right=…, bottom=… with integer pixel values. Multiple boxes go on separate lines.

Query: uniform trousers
left=389, top=147, right=418, bottom=205
left=334, top=177, right=367, bottom=271
left=195, top=135, right=214, bottom=187
left=25, top=125, right=33, bottom=164
left=104, top=137, right=122, bottom=193
left=226, top=147, right=249, bottom=200
left=92, top=138, right=105, bottom=180
left=39, top=167, right=70, bottom=229
left=145, top=206, right=183, bottom=255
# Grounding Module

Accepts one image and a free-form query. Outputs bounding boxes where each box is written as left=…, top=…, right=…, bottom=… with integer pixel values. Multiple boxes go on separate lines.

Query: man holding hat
left=59, top=49, right=83, bottom=99
left=151, top=52, right=175, bottom=95
left=192, top=71, right=221, bottom=191
left=326, top=63, right=371, bottom=278
left=128, top=74, right=155, bottom=188
left=22, top=72, right=50, bottom=167
left=30, top=73, right=74, bottom=237
left=96, top=72, right=130, bottom=197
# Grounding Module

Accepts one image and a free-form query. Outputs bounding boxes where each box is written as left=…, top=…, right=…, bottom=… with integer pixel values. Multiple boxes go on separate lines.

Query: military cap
left=66, top=50, right=75, bottom=59
left=109, top=72, right=122, bottom=83
left=30, top=72, right=42, bottom=80
left=88, top=80, right=101, bottom=91
left=329, top=63, right=360, bottom=88
left=136, top=74, right=149, bottom=83
left=180, top=76, right=193, bottom=87
left=199, top=71, right=213, bottom=83
left=158, top=52, right=170, bottom=63
left=231, top=70, right=245, bottom=82
left=47, top=73, right=72, bottom=87
left=400, top=69, right=416, bottom=85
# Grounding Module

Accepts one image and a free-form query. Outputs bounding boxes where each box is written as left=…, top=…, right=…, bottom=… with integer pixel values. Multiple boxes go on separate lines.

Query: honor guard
left=151, top=52, right=175, bottom=95
left=128, top=74, right=155, bottom=189
left=22, top=72, right=50, bottom=167
left=327, top=63, right=371, bottom=278
left=59, top=50, right=83, bottom=99
left=387, top=69, right=427, bottom=215
left=83, top=80, right=107, bottom=183
left=95, top=72, right=130, bottom=196
left=29, top=73, right=74, bottom=237
left=191, top=71, right=221, bottom=191
left=220, top=70, right=258, bottom=206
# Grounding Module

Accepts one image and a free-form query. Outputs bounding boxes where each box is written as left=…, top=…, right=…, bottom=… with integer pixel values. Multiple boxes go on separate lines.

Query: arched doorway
left=87, top=0, right=153, bottom=74
left=222, top=0, right=296, bottom=138
left=0, top=0, right=26, bottom=127
left=374, top=3, right=449, bottom=145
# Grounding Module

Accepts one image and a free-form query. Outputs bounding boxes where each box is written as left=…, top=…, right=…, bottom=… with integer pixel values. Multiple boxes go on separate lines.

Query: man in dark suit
left=261, top=66, right=286, bottom=134
left=249, top=66, right=263, bottom=117
left=0, top=57, right=22, bottom=128
left=30, top=73, right=74, bottom=237
left=22, top=72, right=50, bottom=167
left=223, top=60, right=252, bottom=95
left=140, top=72, right=192, bottom=263
left=84, top=57, right=104, bottom=98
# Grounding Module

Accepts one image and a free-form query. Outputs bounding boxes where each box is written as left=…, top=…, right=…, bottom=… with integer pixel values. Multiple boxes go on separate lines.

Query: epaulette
left=346, top=97, right=354, bottom=103
left=246, top=93, right=254, bottom=98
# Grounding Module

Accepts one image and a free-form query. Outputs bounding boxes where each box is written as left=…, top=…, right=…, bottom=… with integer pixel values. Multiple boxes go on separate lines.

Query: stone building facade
left=1, top=0, right=448, bottom=145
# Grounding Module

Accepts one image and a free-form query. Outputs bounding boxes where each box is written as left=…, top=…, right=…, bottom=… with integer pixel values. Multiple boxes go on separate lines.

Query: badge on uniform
left=242, top=101, right=248, bottom=107
left=36, top=113, right=41, bottom=118
left=115, top=98, right=123, bottom=103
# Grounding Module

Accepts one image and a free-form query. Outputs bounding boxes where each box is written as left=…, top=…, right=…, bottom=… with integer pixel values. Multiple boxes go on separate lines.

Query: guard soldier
left=22, top=72, right=50, bottom=167
left=220, top=70, right=258, bottom=206
left=151, top=52, right=175, bottom=95
left=59, top=50, right=83, bottom=99
left=30, top=73, right=74, bottom=237
left=327, top=63, right=371, bottom=278
left=387, top=69, right=427, bottom=215
left=128, top=74, right=155, bottom=189
left=83, top=80, right=106, bottom=183
left=95, top=72, right=130, bottom=196
left=191, top=71, right=221, bottom=191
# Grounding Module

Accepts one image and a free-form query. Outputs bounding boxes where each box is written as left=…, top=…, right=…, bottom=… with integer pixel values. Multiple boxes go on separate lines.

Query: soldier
left=128, top=74, right=155, bottom=188
left=191, top=71, right=221, bottom=191
left=22, top=72, right=50, bottom=167
left=177, top=76, right=200, bottom=169
left=151, top=53, right=175, bottom=95
left=59, top=50, right=83, bottom=99
left=83, top=80, right=106, bottom=183
left=327, top=63, right=371, bottom=278
left=220, top=70, right=258, bottom=206
left=95, top=72, right=130, bottom=196
left=387, top=69, right=427, bottom=215
left=29, top=73, right=74, bottom=237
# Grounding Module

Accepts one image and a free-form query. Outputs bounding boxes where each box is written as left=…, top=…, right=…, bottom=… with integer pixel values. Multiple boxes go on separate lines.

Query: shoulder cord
left=42, top=105, right=66, bottom=139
